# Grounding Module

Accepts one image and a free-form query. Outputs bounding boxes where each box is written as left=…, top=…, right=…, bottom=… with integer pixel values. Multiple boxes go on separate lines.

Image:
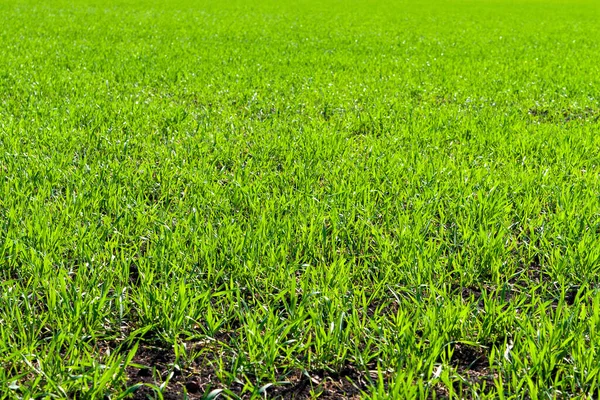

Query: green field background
left=1, top=0, right=600, bottom=398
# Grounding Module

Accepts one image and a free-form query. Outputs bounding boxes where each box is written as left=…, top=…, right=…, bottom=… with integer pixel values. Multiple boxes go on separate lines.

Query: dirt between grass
left=124, top=340, right=497, bottom=399
left=125, top=344, right=367, bottom=399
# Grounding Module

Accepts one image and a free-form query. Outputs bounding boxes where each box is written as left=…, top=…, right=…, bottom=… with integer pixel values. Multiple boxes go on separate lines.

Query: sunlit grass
left=1, top=0, right=600, bottom=398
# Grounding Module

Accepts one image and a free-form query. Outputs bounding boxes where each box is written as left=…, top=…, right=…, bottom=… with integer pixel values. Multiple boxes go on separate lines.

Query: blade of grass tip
left=116, top=383, right=143, bottom=400
left=205, top=388, right=225, bottom=400
left=258, top=383, right=273, bottom=394
left=142, top=383, right=165, bottom=400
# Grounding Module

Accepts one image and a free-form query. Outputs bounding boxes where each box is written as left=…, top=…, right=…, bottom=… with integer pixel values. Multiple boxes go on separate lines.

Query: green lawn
left=1, top=0, right=600, bottom=398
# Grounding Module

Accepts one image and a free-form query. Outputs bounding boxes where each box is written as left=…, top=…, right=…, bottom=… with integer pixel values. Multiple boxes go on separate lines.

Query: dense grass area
left=1, top=0, right=600, bottom=398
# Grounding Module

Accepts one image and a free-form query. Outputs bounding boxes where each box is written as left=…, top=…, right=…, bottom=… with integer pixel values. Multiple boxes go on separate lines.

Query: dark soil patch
left=127, top=345, right=187, bottom=400
left=126, top=342, right=237, bottom=400
left=124, top=344, right=371, bottom=399
left=268, top=366, right=368, bottom=399
left=528, top=107, right=599, bottom=124
left=453, top=343, right=496, bottom=392
left=432, top=343, right=496, bottom=399
left=453, top=283, right=515, bottom=307
left=449, top=343, right=489, bottom=375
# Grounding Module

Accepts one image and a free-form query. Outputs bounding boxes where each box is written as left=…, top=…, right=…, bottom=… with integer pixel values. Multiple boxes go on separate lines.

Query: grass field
left=1, top=0, right=600, bottom=398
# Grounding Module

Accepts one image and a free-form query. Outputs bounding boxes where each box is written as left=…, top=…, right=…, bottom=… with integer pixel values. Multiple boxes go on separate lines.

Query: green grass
left=1, top=0, right=600, bottom=398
